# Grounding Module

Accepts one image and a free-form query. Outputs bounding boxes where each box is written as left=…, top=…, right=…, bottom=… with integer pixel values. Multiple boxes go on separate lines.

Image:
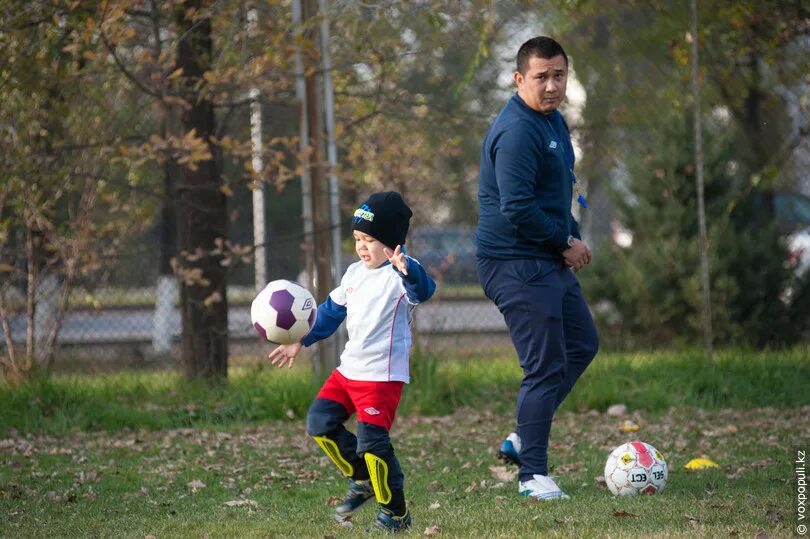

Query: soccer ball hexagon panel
left=604, top=441, right=668, bottom=496
left=251, top=280, right=316, bottom=345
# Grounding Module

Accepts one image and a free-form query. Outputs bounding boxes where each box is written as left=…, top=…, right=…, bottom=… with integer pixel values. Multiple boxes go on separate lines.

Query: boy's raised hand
left=384, top=245, right=408, bottom=275
left=268, top=342, right=303, bottom=368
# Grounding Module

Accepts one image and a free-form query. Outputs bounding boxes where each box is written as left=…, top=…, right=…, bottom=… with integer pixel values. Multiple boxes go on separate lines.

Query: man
left=475, top=36, right=599, bottom=500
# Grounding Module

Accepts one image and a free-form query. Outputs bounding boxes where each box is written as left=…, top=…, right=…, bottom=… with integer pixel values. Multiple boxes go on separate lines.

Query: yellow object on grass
left=684, top=457, right=720, bottom=470
left=619, top=420, right=640, bottom=432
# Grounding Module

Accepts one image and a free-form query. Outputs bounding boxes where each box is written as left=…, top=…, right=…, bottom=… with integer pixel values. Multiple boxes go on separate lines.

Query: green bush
left=580, top=118, right=809, bottom=348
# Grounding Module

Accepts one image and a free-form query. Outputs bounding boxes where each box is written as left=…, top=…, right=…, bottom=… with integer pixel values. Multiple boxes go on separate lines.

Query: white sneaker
left=518, top=474, right=570, bottom=500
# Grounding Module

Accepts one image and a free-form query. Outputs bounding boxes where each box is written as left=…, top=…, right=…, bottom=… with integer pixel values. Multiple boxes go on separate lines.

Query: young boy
left=268, top=191, right=436, bottom=531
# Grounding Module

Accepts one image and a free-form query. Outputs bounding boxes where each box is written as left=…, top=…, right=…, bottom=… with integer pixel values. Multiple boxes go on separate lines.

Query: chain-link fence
left=0, top=223, right=518, bottom=371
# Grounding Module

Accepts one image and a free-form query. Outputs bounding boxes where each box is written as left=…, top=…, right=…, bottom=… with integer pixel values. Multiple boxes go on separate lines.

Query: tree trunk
left=302, top=0, right=337, bottom=372
left=174, top=0, right=228, bottom=381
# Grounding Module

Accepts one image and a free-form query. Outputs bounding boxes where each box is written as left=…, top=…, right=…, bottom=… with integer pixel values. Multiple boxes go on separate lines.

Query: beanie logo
left=353, top=204, right=374, bottom=223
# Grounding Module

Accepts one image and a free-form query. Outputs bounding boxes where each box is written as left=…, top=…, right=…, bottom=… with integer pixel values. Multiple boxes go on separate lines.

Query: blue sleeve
left=300, top=296, right=347, bottom=347
left=571, top=217, right=581, bottom=241
left=493, top=124, right=570, bottom=252
left=394, top=256, right=436, bottom=304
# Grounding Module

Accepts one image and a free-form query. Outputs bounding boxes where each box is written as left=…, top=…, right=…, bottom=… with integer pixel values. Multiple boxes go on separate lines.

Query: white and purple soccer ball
left=250, top=280, right=316, bottom=345
left=604, top=441, right=668, bottom=496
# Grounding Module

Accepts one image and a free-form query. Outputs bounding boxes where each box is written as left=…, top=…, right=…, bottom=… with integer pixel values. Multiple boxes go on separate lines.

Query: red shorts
left=316, top=370, right=404, bottom=430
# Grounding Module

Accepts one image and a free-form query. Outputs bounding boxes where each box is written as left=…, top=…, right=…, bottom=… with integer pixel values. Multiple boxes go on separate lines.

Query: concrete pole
left=247, top=7, right=267, bottom=290
left=292, top=0, right=316, bottom=294
left=319, top=0, right=342, bottom=282
left=690, top=0, right=713, bottom=360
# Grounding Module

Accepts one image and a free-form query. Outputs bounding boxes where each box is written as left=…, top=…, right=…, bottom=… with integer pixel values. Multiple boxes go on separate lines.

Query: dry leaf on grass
left=488, top=465, right=515, bottom=482
left=424, top=524, right=440, bottom=536
left=613, top=510, right=638, bottom=518
left=606, top=404, right=627, bottom=416
left=186, top=480, right=206, bottom=492
left=222, top=499, right=258, bottom=508
left=429, top=501, right=441, bottom=510
left=765, top=508, right=782, bottom=523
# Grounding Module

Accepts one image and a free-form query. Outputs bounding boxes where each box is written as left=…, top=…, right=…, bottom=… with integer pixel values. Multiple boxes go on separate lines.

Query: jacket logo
left=549, top=140, right=558, bottom=149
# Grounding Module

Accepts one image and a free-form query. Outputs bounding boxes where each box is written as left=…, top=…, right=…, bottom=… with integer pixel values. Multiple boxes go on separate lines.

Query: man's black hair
left=516, top=36, right=568, bottom=74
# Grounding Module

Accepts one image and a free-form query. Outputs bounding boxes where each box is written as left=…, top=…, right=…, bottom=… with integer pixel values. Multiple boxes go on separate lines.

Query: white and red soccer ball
left=251, top=280, right=316, bottom=345
left=604, top=441, right=668, bottom=496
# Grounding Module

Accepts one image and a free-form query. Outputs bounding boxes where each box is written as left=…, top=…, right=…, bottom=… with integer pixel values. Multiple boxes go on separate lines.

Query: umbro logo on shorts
left=363, top=407, right=380, bottom=415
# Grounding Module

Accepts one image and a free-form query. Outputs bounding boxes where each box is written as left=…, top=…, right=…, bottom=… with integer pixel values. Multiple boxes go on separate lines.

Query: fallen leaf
left=606, top=404, right=627, bottom=416
left=187, top=479, right=206, bottom=491
left=613, top=510, right=638, bottom=518
left=334, top=514, right=353, bottom=528
left=595, top=476, right=607, bottom=488
left=223, top=499, right=258, bottom=508
left=755, top=529, right=769, bottom=539
left=325, top=496, right=341, bottom=506
left=429, top=501, right=440, bottom=510
left=488, top=465, right=515, bottom=482
left=424, top=524, right=440, bottom=536
left=765, top=508, right=782, bottom=523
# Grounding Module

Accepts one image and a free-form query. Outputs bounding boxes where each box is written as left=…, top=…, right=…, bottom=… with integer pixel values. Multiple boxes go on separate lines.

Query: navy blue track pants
left=477, top=257, right=599, bottom=481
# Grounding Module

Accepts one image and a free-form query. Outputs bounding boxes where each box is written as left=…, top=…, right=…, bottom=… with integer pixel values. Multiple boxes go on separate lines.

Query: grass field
left=1, top=349, right=808, bottom=537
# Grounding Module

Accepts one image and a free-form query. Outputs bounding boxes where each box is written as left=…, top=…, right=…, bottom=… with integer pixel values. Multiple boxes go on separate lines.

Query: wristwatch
left=566, top=235, right=575, bottom=247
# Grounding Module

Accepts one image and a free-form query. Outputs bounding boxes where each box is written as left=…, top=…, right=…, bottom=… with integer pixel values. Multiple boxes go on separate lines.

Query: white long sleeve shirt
left=301, top=257, right=436, bottom=383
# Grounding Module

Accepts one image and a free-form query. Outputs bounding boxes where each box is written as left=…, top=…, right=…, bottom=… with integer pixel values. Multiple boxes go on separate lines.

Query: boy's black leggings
left=307, top=397, right=406, bottom=515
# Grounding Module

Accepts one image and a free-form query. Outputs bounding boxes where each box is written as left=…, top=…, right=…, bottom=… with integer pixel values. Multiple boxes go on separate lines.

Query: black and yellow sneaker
left=374, top=507, right=412, bottom=532
left=334, top=478, right=374, bottom=520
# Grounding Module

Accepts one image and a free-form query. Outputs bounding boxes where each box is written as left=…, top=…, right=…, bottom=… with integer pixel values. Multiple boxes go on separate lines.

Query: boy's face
left=353, top=230, right=388, bottom=269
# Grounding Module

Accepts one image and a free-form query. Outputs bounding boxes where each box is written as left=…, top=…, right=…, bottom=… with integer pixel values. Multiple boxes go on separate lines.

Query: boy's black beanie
left=351, top=191, right=413, bottom=250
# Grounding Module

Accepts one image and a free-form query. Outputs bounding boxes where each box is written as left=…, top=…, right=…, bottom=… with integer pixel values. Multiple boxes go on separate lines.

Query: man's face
left=514, top=54, right=568, bottom=114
